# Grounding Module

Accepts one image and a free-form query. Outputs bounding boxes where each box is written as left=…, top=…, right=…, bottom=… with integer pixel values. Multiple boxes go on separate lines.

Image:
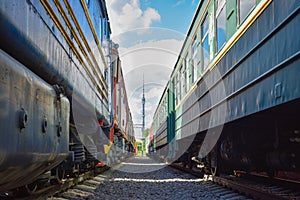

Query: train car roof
left=101, top=0, right=112, bottom=35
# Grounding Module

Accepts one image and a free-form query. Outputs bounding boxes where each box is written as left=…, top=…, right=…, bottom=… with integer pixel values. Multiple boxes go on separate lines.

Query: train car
left=152, top=87, right=169, bottom=158
left=152, top=0, right=300, bottom=178
left=0, top=0, right=134, bottom=193
left=109, top=42, right=135, bottom=164
left=148, top=124, right=154, bottom=153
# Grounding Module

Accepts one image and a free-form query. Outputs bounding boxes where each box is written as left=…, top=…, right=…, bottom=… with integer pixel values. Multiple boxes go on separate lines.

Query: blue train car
left=0, top=0, right=116, bottom=192
left=152, top=0, right=300, bottom=178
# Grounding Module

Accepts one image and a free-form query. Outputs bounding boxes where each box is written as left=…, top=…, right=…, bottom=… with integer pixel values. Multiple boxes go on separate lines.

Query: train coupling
left=191, top=157, right=205, bottom=168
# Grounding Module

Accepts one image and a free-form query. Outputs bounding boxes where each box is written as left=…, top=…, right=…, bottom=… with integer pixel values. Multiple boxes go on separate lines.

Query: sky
left=106, top=0, right=200, bottom=139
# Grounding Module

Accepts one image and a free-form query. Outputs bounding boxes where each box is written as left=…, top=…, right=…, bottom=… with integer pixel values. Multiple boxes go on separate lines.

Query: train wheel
left=51, top=167, right=66, bottom=184
left=56, top=168, right=66, bottom=183
left=25, top=182, right=38, bottom=194
left=211, top=166, right=219, bottom=176
left=210, top=147, right=220, bottom=176
left=14, top=182, right=38, bottom=197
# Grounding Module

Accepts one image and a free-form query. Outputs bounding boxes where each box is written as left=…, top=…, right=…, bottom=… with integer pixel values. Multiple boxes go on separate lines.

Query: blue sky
left=107, top=0, right=200, bottom=38
left=106, top=0, right=200, bottom=138
left=139, top=0, right=199, bottom=34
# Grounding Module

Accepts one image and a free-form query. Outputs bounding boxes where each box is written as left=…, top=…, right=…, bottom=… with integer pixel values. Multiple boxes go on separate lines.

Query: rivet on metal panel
left=36, top=89, right=40, bottom=101
left=57, top=123, right=62, bottom=137
left=19, top=108, right=28, bottom=129
left=0, top=67, right=9, bottom=84
left=275, top=83, right=282, bottom=99
left=42, top=117, right=47, bottom=133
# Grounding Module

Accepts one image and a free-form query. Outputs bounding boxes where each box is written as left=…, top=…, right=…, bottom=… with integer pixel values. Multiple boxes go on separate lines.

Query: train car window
left=172, top=79, right=177, bottom=105
left=192, top=36, right=198, bottom=82
left=163, top=99, right=166, bottom=117
left=175, top=73, right=180, bottom=104
left=238, top=0, right=256, bottom=25
left=201, top=14, right=209, bottom=71
left=99, top=18, right=103, bottom=41
left=174, top=80, right=177, bottom=106
left=163, top=98, right=166, bottom=117
left=216, top=0, right=226, bottom=52
left=180, top=65, right=186, bottom=99
left=165, top=98, right=168, bottom=115
left=185, top=54, right=191, bottom=90
left=185, top=53, right=193, bottom=91
left=186, top=60, right=194, bottom=89
left=177, top=72, right=181, bottom=101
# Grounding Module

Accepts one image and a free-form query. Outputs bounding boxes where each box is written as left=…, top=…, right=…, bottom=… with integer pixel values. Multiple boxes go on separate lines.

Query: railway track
left=171, top=163, right=300, bottom=199
left=0, top=167, right=109, bottom=200
left=213, top=175, right=300, bottom=200
left=4, top=158, right=299, bottom=199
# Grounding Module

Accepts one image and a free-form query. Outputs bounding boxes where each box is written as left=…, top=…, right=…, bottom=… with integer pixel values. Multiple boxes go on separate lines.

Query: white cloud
left=128, top=81, right=166, bottom=137
left=119, top=38, right=183, bottom=76
left=127, top=84, right=164, bottom=131
left=106, top=2, right=187, bottom=133
left=173, top=0, right=186, bottom=7
left=119, top=38, right=184, bottom=131
left=119, top=38, right=183, bottom=113
left=145, top=87, right=165, bottom=100
left=106, top=0, right=161, bottom=37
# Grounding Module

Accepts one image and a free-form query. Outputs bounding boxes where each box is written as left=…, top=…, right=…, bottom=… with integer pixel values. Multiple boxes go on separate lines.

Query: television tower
left=142, top=75, right=145, bottom=134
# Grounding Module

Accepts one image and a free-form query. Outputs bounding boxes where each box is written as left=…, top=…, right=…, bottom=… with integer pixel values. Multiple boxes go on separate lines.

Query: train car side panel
left=0, top=50, right=70, bottom=190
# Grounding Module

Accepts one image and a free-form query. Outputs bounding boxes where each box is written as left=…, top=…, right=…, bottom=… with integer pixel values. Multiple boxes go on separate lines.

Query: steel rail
left=171, top=163, right=300, bottom=200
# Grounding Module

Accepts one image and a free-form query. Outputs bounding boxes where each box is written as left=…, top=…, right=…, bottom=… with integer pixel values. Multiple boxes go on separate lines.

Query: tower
left=142, top=75, right=145, bottom=134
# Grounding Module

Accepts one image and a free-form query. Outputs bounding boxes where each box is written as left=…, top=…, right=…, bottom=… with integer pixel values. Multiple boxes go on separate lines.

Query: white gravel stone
left=55, top=157, right=251, bottom=200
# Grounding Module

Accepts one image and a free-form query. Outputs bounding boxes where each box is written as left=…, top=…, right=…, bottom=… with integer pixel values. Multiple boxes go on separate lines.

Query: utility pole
left=142, top=75, right=145, bottom=135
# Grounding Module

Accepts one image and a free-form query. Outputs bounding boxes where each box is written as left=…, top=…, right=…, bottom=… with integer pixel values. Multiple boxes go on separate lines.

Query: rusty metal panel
left=0, top=50, right=70, bottom=191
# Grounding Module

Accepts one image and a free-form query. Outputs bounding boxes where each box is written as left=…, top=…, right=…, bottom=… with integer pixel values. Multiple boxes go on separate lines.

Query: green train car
left=151, top=0, right=300, bottom=179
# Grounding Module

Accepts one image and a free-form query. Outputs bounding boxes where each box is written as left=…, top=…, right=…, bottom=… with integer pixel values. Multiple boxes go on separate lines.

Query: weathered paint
left=0, top=49, right=70, bottom=190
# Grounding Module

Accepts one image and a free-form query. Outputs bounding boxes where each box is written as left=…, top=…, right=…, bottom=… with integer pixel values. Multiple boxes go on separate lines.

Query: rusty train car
left=109, top=42, right=135, bottom=163
left=151, top=0, right=300, bottom=179
left=0, top=0, right=134, bottom=193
